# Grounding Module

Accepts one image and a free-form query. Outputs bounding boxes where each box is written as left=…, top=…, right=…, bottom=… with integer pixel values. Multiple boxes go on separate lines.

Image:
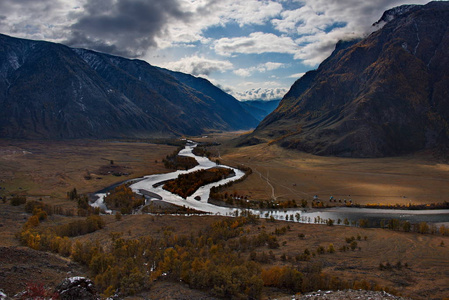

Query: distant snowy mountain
left=156, top=67, right=259, bottom=130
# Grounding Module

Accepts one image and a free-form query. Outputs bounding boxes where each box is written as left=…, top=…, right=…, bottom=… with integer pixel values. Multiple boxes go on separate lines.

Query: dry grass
left=57, top=213, right=449, bottom=299
left=2, top=199, right=448, bottom=299
left=1, top=136, right=449, bottom=299
left=217, top=141, right=449, bottom=206
left=248, top=220, right=449, bottom=300
left=0, top=139, right=176, bottom=202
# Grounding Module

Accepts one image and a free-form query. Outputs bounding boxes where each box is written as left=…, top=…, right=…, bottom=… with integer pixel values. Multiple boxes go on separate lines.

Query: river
left=92, top=141, right=449, bottom=226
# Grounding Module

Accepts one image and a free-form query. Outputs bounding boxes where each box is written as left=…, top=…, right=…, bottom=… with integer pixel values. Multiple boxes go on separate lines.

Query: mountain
left=0, top=34, right=257, bottom=139
left=156, top=68, right=259, bottom=129
left=247, top=1, right=449, bottom=157
left=240, top=100, right=281, bottom=122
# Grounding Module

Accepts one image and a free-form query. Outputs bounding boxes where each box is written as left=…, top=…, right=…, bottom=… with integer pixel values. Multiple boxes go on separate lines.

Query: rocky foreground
left=298, top=289, right=412, bottom=300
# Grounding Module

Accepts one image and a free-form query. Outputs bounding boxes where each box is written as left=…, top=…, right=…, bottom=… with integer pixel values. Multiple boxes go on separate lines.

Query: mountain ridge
left=0, top=33, right=258, bottom=139
left=246, top=1, right=449, bottom=157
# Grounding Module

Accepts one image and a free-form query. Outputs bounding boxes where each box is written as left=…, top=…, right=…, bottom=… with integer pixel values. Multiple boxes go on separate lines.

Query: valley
left=213, top=134, right=449, bottom=207
left=1, top=135, right=449, bottom=299
left=1, top=3, right=449, bottom=299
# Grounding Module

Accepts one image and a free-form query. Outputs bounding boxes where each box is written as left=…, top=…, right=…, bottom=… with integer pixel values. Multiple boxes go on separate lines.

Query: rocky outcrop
left=298, top=289, right=412, bottom=300
left=56, top=277, right=99, bottom=300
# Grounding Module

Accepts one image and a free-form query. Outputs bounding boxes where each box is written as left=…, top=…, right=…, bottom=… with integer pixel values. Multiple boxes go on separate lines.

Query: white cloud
left=0, top=0, right=83, bottom=42
left=225, top=80, right=288, bottom=100
left=155, top=0, right=283, bottom=49
left=214, top=32, right=299, bottom=56
left=288, top=72, right=305, bottom=78
left=272, top=0, right=430, bottom=66
left=234, top=68, right=252, bottom=77
left=0, top=0, right=436, bottom=96
left=233, top=87, right=288, bottom=101
left=234, top=62, right=285, bottom=77
left=264, top=62, right=284, bottom=71
left=163, top=55, right=233, bottom=76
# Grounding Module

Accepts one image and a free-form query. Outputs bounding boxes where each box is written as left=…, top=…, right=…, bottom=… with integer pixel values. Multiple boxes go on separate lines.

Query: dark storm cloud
left=189, top=61, right=222, bottom=76
left=65, top=0, right=190, bottom=58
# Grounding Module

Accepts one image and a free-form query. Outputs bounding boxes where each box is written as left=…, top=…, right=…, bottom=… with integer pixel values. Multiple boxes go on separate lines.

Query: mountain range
left=240, top=100, right=281, bottom=122
left=156, top=68, right=280, bottom=123
left=0, top=34, right=258, bottom=139
left=246, top=1, right=449, bottom=157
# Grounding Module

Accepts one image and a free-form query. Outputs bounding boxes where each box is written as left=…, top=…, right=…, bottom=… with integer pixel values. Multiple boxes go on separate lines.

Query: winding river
left=93, top=142, right=449, bottom=226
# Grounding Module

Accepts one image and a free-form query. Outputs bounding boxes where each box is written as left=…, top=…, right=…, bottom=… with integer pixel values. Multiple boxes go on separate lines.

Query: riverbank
left=92, top=141, right=449, bottom=228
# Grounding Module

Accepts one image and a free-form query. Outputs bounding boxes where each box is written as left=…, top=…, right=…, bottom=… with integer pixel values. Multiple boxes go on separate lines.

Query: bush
left=33, top=208, right=48, bottom=221
left=350, top=241, right=358, bottom=251
left=10, top=195, right=26, bottom=206
left=21, top=282, right=59, bottom=299
left=25, top=200, right=44, bottom=213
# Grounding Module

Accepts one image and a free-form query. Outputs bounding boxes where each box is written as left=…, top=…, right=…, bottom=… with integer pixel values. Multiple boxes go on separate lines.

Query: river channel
left=93, top=141, right=449, bottom=227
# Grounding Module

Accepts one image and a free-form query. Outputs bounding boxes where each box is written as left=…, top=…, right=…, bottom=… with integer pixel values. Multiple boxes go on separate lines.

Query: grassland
left=78, top=213, right=448, bottom=300
left=3, top=201, right=448, bottom=299
left=1, top=136, right=449, bottom=299
left=203, top=135, right=449, bottom=206
left=0, top=139, right=176, bottom=202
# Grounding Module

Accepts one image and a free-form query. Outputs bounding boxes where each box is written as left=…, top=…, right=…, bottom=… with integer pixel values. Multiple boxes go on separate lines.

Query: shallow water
left=93, top=142, right=449, bottom=226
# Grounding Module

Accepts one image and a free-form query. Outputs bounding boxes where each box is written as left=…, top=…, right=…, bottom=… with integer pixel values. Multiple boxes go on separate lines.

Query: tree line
left=162, top=146, right=198, bottom=170
left=17, top=209, right=400, bottom=299
left=103, top=184, right=145, bottom=214
left=163, top=167, right=234, bottom=199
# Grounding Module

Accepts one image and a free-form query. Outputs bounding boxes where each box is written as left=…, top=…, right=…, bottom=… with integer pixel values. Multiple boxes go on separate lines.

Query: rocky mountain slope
left=159, top=68, right=280, bottom=123
left=248, top=1, right=449, bottom=157
left=0, top=34, right=258, bottom=139
left=240, top=99, right=281, bottom=122
left=157, top=67, right=259, bottom=129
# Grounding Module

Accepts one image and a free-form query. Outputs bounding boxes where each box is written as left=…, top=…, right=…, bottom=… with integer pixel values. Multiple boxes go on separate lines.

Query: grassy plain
left=202, top=134, right=449, bottom=206
left=87, top=214, right=448, bottom=300
left=3, top=201, right=448, bottom=299
left=1, top=136, right=449, bottom=299
left=0, top=139, right=176, bottom=202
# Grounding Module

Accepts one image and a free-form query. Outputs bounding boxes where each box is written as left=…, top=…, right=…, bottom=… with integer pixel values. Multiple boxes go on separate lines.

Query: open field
left=3, top=135, right=447, bottom=207
left=200, top=135, right=449, bottom=206
left=73, top=213, right=449, bottom=299
left=3, top=200, right=447, bottom=300
left=1, top=136, right=449, bottom=299
left=0, top=139, right=176, bottom=202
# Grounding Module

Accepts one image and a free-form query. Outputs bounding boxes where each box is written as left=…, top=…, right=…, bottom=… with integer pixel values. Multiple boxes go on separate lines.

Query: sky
left=0, top=0, right=438, bottom=101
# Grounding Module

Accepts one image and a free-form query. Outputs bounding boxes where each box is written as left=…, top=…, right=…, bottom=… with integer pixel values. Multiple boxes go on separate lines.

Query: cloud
left=214, top=32, right=299, bottom=57
left=0, top=0, right=432, bottom=66
left=233, top=87, right=288, bottom=101
left=154, top=0, right=283, bottom=50
left=288, top=72, right=305, bottom=78
left=272, top=0, right=430, bottom=66
left=164, top=55, right=233, bottom=76
left=201, top=0, right=283, bottom=27
left=227, top=80, right=288, bottom=100
left=65, top=0, right=190, bottom=57
left=234, top=68, right=252, bottom=77
left=0, top=0, right=435, bottom=95
left=0, top=0, right=75, bottom=41
left=234, top=62, right=285, bottom=77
